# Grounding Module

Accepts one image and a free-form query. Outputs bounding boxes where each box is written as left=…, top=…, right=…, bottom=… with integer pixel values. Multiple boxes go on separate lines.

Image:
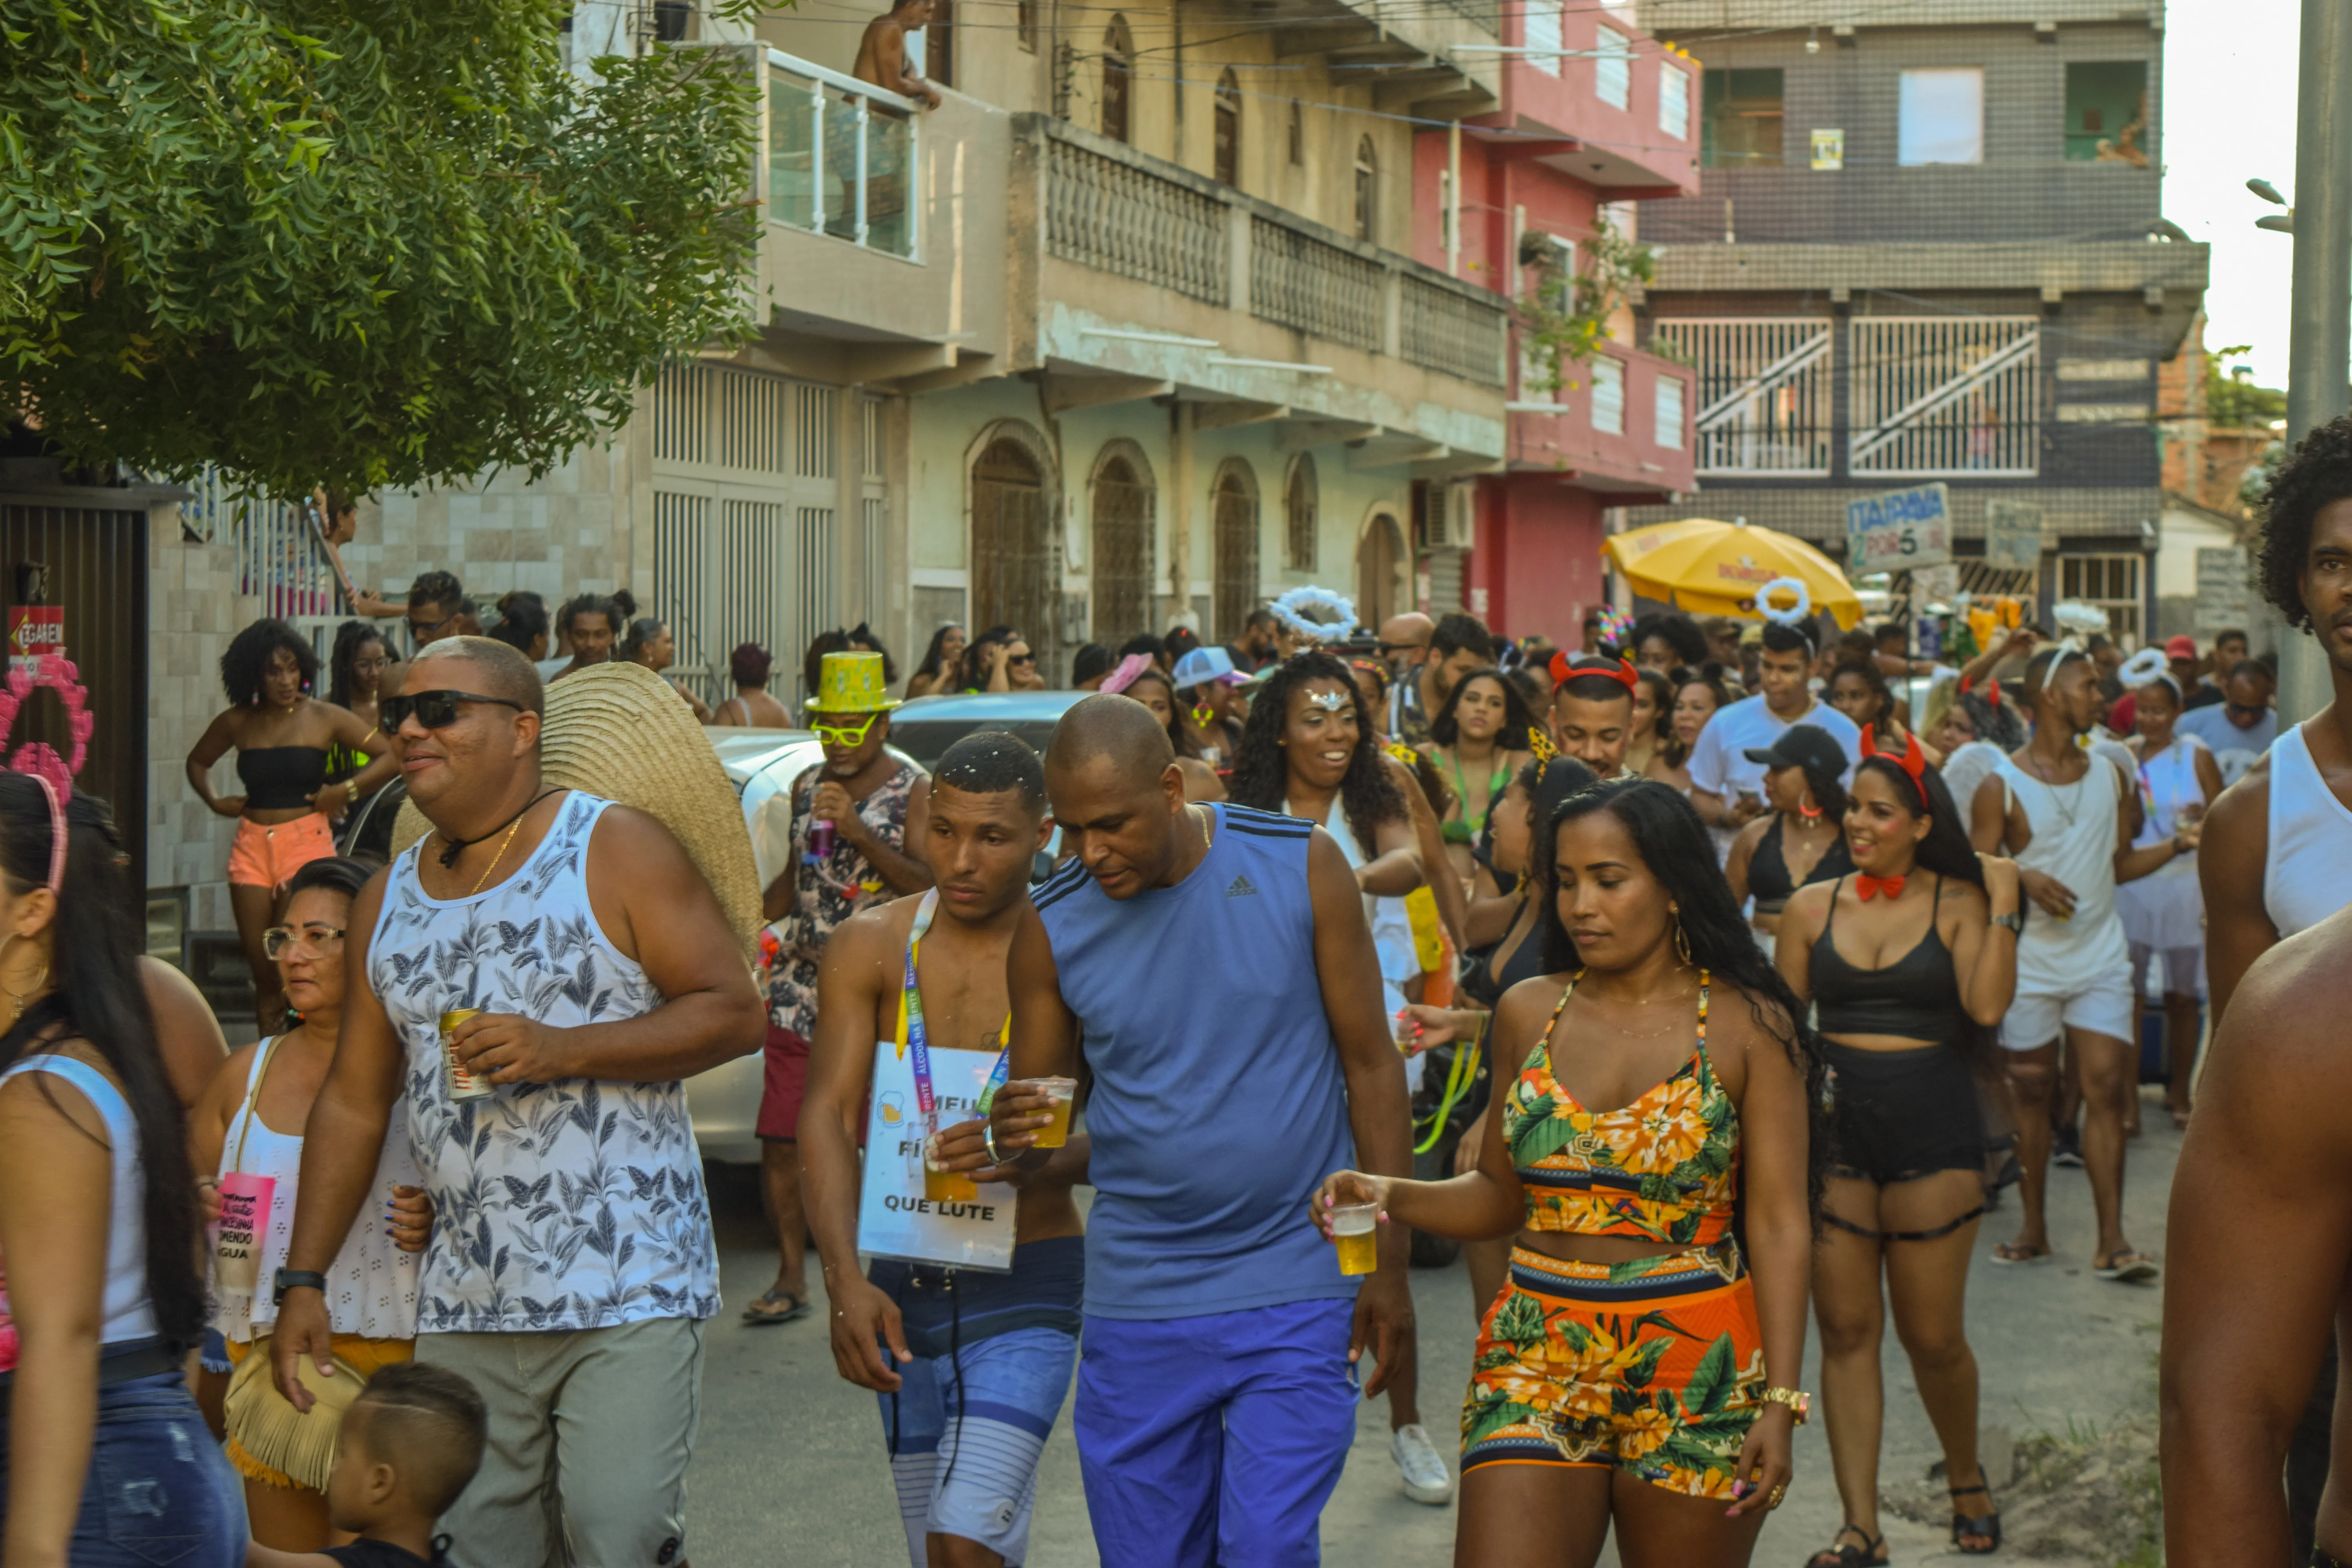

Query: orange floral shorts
left=1461, top=1242, right=1764, bottom=1498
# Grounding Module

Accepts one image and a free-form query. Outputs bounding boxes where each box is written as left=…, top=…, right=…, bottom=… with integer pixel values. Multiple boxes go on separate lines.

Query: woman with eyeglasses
left=187, top=856, right=430, bottom=1549
left=1311, top=779, right=1821, bottom=1564
left=187, top=619, right=398, bottom=1027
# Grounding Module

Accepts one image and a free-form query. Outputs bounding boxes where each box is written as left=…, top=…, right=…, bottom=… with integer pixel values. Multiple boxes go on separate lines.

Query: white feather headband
left=1269, top=585, right=1359, bottom=644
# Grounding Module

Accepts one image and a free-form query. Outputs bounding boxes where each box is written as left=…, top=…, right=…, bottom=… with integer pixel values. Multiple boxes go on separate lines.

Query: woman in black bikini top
left=1775, top=736, right=2024, bottom=1566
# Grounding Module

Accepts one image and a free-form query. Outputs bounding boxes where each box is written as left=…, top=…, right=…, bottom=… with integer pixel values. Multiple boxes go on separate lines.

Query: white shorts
left=2130, top=941, right=2207, bottom=1001
left=2000, top=967, right=2137, bottom=1051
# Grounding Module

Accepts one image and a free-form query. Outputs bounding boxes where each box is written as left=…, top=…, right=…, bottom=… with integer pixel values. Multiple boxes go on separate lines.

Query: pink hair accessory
left=1098, top=653, right=1156, bottom=696
left=0, top=654, right=94, bottom=896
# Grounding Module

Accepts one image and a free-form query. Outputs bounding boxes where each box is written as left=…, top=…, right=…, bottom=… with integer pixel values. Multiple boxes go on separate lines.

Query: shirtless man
left=2163, top=415, right=2352, bottom=1563
left=802, top=733, right=1083, bottom=1568
left=852, top=0, right=943, bottom=108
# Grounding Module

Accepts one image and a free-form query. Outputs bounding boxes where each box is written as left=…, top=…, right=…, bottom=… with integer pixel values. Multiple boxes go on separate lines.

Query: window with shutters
left=1596, top=27, right=1631, bottom=110
left=1285, top=456, right=1318, bottom=572
left=1522, top=0, right=1562, bottom=78
left=1590, top=356, right=1625, bottom=435
left=1654, top=375, right=1685, bottom=449
left=1212, top=462, right=1260, bottom=640
left=1660, top=63, right=1689, bottom=137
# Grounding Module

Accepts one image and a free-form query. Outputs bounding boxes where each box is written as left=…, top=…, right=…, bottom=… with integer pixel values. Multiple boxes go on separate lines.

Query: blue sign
left=1846, top=484, right=1952, bottom=571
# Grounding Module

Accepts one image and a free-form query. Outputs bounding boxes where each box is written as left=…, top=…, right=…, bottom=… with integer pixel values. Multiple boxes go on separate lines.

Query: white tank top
left=1994, top=750, right=2128, bottom=984
left=211, top=1036, right=421, bottom=1342
left=0, top=1054, right=160, bottom=1349
left=2264, top=723, right=2352, bottom=939
left=1285, top=796, right=1419, bottom=1082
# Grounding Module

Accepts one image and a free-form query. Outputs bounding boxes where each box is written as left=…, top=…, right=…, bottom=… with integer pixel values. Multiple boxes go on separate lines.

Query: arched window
left=1284, top=456, right=1318, bottom=572
left=971, top=430, right=1057, bottom=666
left=1214, top=69, right=1242, bottom=186
left=1352, top=136, right=1378, bottom=241
left=1212, top=462, right=1260, bottom=641
left=1090, top=448, right=1154, bottom=642
left=1356, top=510, right=1408, bottom=630
left=1102, top=18, right=1133, bottom=143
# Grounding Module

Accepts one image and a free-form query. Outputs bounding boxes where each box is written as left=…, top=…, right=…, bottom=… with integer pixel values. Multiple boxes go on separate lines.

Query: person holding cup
left=1308, top=779, right=1821, bottom=1566
left=187, top=855, right=431, bottom=1548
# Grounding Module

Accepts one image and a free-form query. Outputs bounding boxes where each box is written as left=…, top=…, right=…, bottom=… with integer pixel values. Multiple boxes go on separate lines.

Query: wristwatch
left=1991, top=910, right=2024, bottom=935
left=1760, top=1386, right=1811, bottom=1425
left=272, top=1268, right=328, bottom=1307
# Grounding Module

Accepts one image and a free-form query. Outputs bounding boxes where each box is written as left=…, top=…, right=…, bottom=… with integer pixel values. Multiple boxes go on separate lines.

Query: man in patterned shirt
left=750, top=650, right=933, bottom=1324
left=270, top=637, right=764, bottom=1568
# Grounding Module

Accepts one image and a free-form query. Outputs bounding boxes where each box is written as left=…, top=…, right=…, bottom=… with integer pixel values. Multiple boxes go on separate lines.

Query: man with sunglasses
left=753, top=650, right=935, bottom=1326
left=270, top=634, right=764, bottom=1568
left=2174, top=656, right=2278, bottom=788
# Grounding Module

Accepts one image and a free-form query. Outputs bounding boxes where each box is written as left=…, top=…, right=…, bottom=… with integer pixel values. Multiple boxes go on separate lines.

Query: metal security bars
left=1648, top=318, right=1832, bottom=475
left=1849, top=317, right=2040, bottom=477
left=769, top=49, right=920, bottom=259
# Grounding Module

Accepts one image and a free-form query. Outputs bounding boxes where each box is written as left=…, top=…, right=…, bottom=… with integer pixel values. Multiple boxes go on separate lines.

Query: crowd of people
left=11, top=418, right=2352, bottom=1568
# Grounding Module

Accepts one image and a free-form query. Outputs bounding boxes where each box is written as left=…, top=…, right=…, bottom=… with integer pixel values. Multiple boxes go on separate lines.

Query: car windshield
left=886, top=718, right=1065, bottom=771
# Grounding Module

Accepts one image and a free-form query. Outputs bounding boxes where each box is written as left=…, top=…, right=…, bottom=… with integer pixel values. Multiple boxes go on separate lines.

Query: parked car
left=884, top=688, right=1087, bottom=769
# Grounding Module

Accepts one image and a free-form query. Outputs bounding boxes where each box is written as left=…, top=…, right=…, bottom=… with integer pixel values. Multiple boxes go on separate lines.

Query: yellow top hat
left=804, top=650, right=900, bottom=713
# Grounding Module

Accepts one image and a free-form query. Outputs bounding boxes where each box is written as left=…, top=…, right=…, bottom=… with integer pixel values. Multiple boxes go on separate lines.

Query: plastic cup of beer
left=1029, top=1077, right=1078, bottom=1149
left=440, top=1010, right=493, bottom=1101
left=1392, top=1009, right=1418, bottom=1053
left=923, top=1131, right=978, bottom=1203
left=1331, top=1201, right=1379, bottom=1276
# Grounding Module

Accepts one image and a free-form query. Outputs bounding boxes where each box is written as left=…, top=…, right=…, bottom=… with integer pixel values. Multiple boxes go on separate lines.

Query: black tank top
left=1461, top=898, right=1549, bottom=1009
left=236, top=746, right=329, bottom=811
left=1809, top=874, right=1964, bottom=1044
left=1748, top=815, right=1854, bottom=915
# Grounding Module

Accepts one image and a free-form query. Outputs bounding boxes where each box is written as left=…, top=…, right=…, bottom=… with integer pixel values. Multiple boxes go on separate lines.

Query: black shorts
left=1824, top=1039, right=1986, bottom=1187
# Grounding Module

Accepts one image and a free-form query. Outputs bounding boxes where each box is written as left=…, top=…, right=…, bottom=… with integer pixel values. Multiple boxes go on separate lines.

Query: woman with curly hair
left=1227, top=650, right=1455, bottom=1506
left=185, top=619, right=396, bottom=1025
left=1627, top=666, right=1677, bottom=778
left=1920, top=677, right=2023, bottom=840
left=1312, top=779, right=1820, bottom=1565
left=1425, top=666, right=1537, bottom=887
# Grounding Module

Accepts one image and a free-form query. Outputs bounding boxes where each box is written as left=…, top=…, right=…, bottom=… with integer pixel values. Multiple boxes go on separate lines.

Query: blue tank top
left=1033, top=803, right=1360, bottom=1320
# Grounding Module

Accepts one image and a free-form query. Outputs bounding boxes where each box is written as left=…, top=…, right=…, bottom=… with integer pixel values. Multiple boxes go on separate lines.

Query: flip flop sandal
left=741, top=1289, right=811, bottom=1325
left=1950, top=1482, right=2002, bottom=1554
left=2095, top=1251, right=2159, bottom=1283
left=1804, top=1525, right=1887, bottom=1567
left=1990, top=1241, right=2051, bottom=1265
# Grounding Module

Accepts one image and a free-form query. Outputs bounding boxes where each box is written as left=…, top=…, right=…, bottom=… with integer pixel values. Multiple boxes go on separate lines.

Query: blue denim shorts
left=878, top=1325, right=1078, bottom=1568
left=0, top=1371, right=246, bottom=1568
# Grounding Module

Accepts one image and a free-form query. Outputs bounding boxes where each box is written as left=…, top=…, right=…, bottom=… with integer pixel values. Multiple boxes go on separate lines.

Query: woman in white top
left=189, top=856, right=428, bottom=1549
left=2117, top=673, right=2222, bottom=1129
left=0, top=774, right=245, bottom=1566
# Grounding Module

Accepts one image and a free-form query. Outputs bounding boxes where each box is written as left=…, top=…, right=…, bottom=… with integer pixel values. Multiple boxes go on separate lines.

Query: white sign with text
left=857, top=1040, right=1017, bottom=1272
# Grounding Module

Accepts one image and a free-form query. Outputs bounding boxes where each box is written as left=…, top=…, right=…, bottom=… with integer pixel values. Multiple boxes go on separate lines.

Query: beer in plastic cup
left=1029, top=1077, right=1078, bottom=1149
left=923, top=1131, right=978, bottom=1203
left=441, top=1009, right=493, bottom=1102
left=1332, top=1201, right=1379, bottom=1276
left=1392, top=1009, right=1418, bottom=1052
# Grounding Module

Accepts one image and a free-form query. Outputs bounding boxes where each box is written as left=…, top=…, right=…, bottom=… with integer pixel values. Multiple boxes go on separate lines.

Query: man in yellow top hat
left=747, top=651, right=935, bottom=1323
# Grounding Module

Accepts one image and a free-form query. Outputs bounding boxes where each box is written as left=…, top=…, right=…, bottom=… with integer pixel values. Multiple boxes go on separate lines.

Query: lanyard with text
left=896, top=889, right=1013, bottom=1122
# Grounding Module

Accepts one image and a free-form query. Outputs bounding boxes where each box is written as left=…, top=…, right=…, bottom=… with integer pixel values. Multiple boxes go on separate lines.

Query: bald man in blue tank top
left=989, top=694, right=1415, bottom=1568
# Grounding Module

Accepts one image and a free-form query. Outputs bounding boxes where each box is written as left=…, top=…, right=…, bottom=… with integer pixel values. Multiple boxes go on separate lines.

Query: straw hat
left=804, top=650, right=899, bottom=713
left=392, top=661, right=764, bottom=963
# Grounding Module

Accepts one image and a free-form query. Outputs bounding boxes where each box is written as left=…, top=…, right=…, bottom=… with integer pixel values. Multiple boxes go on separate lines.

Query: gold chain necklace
left=464, top=813, right=529, bottom=896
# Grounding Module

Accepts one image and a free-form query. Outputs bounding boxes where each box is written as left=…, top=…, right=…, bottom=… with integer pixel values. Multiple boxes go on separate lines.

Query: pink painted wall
left=1468, top=478, right=1608, bottom=649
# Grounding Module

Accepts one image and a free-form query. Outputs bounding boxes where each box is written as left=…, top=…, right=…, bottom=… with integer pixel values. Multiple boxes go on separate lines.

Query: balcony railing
left=1034, top=120, right=1508, bottom=389
left=768, top=49, right=920, bottom=260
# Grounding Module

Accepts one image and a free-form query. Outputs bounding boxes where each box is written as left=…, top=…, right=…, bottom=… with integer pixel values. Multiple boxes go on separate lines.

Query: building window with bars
left=1590, top=356, right=1625, bottom=435
left=1285, top=456, right=1319, bottom=572
left=1653, top=374, right=1684, bottom=450
left=1595, top=27, right=1631, bottom=111
left=1648, top=317, right=1831, bottom=476
left=2060, top=554, right=2144, bottom=646
left=1848, top=317, right=2039, bottom=476
left=1214, top=70, right=1241, bottom=186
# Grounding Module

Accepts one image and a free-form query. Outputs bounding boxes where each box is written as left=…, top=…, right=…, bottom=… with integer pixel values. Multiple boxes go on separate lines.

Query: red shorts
left=227, top=814, right=336, bottom=890
left=758, top=1025, right=811, bottom=1141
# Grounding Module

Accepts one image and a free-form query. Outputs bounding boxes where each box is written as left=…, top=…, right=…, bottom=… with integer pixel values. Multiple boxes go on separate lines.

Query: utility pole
left=2279, top=0, right=2352, bottom=721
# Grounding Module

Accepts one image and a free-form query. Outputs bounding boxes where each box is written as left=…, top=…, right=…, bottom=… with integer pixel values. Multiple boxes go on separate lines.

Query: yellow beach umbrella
left=1603, top=516, right=1864, bottom=629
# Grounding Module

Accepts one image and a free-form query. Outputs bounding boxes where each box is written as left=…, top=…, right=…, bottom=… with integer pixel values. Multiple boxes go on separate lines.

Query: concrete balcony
left=1509, top=337, right=1694, bottom=497
left=1466, top=11, right=1701, bottom=197
left=1240, top=0, right=1504, bottom=121
left=1009, top=118, right=1510, bottom=465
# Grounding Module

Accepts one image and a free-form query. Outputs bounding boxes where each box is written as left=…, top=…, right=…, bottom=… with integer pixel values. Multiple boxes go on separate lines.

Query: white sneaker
left=1390, top=1422, right=1455, bottom=1505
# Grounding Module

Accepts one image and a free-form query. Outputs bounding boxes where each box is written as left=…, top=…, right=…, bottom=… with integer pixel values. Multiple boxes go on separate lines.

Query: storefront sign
left=2194, top=547, right=2250, bottom=631
left=1846, top=484, right=1952, bottom=572
left=1811, top=129, right=1845, bottom=171
left=1983, top=501, right=2045, bottom=574
left=7, top=607, right=64, bottom=673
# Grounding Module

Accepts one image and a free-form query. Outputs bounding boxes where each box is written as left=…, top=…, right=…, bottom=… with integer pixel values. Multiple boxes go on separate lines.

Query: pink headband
left=29, top=773, right=62, bottom=898
left=1099, top=653, right=1156, bottom=696
left=0, top=654, right=92, bottom=899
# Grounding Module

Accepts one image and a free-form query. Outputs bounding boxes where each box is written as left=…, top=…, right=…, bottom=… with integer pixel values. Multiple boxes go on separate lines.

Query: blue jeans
left=0, top=1372, right=246, bottom=1567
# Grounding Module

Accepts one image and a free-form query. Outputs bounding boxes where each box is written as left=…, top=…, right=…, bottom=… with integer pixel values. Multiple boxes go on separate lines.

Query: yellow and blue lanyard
left=894, top=889, right=1011, bottom=1118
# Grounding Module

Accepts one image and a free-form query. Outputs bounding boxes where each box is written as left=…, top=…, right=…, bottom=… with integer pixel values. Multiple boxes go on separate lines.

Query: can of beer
left=440, top=1009, right=493, bottom=1101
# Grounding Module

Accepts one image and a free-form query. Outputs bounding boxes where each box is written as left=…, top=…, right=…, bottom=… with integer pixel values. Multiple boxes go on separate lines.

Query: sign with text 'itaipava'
left=7, top=607, right=62, bottom=674
left=1846, top=484, right=1951, bottom=572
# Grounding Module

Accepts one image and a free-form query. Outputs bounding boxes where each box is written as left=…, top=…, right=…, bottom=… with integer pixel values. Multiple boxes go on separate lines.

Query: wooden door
left=971, top=438, right=1056, bottom=661
left=1212, top=467, right=1259, bottom=641
left=1091, top=457, right=1152, bottom=644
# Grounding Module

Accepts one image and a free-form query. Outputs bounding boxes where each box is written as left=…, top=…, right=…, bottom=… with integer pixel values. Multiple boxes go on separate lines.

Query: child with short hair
left=244, top=1362, right=487, bottom=1568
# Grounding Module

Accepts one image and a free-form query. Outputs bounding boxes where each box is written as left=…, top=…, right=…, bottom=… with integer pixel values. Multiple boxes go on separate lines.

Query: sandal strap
left=1949, top=1482, right=1991, bottom=1497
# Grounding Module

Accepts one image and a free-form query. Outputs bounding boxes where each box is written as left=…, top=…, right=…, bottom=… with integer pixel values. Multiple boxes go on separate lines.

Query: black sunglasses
left=1009, top=652, right=1036, bottom=666
left=381, top=690, right=525, bottom=730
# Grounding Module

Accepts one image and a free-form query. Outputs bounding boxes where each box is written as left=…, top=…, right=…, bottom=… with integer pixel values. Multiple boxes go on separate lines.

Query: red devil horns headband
left=1858, top=726, right=1929, bottom=806
left=1958, top=673, right=2002, bottom=708
left=1549, top=653, right=1641, bottom=693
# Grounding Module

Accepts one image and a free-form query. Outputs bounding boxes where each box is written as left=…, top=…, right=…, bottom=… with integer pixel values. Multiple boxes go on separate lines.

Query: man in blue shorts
left=802, top=734, right=1086, bottom=1566
left=990, top=695, right=1414, bottom=1568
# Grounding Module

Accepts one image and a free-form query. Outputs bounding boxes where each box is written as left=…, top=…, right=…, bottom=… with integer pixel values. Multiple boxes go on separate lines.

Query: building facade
left=1620, top=0, right=2207, bottom=648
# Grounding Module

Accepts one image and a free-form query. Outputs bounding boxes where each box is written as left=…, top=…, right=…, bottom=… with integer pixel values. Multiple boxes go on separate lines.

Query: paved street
left=687, top=1105, right=2178, bottom=1567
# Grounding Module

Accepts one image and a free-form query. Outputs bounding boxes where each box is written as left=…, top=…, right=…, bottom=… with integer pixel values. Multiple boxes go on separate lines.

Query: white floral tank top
left=368, top=791, right=719, bottom=1333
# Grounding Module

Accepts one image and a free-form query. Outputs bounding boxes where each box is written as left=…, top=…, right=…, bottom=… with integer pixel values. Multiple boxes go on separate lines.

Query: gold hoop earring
left=1673, top=912, right=1693, bottom=967
left=0, top=934, right=48, bottom=1025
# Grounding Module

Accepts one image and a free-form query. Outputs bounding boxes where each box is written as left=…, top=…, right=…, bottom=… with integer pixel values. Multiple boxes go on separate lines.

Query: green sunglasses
left=810, top=712, right=882, bottom=746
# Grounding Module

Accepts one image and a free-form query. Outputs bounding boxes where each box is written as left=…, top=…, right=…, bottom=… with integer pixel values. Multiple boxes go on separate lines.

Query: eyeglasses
left=1008, top=652, right=1036, bottom=667
left=407, top=609, right=458, bottom=636
left=381, top=690, right=525, bottom=730
left=811, top=713, right=881, bottom=746
left=263, top=925, right=345, bottom=961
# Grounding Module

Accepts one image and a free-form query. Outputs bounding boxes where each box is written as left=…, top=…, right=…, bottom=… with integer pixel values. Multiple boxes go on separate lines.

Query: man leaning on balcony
left=852, top=0, right=943, bottom=110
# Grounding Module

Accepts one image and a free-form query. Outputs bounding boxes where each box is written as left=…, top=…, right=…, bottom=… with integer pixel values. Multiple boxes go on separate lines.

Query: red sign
left=8, top=607, right=63, bottom=673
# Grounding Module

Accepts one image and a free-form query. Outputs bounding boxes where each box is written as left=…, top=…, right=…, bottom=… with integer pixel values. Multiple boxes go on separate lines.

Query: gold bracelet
left=1760, top=1386, right=1811, bottom=1425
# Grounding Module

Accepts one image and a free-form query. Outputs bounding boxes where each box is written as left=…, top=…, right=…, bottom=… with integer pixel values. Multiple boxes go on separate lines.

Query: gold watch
left=1760, top=1386, right=1811, bottom=1425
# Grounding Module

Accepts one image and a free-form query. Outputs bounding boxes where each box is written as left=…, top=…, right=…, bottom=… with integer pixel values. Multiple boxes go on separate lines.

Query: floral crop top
left=1501, top=971, right=1740, bottom=1248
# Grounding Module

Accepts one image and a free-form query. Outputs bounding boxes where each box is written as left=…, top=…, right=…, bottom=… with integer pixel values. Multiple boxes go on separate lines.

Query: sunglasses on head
left=381, top=690, right=525, bottom=730
left=811, top=712, right=882, bottom=746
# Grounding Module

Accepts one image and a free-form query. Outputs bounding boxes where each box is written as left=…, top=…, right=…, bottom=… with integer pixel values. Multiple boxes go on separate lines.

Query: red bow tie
left=1857, top=873, right=1906, bottom=901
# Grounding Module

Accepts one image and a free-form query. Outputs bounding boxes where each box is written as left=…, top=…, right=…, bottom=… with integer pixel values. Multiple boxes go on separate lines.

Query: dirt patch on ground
left=1883, top=1412, right=2162, bottom=1565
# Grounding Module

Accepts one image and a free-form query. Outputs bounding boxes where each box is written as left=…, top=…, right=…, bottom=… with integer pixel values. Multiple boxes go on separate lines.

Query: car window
left=886, top=719, right=1065, bottom=772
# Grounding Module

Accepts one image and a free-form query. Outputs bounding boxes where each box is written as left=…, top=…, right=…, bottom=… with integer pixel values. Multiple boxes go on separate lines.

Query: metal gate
left=1647, top=318, right=1832, bottom=477
left=971, top=438, right=1056, bottom=662
left=1212, top=465, right=1259, bottom=641
left=1091, top=457, right=1152, bottom=644
left=1849, top=318, right=2040, bottom=477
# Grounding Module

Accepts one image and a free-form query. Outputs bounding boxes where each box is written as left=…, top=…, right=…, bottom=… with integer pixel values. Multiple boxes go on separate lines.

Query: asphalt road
left=684, top=1108, right=2178, bottom=1567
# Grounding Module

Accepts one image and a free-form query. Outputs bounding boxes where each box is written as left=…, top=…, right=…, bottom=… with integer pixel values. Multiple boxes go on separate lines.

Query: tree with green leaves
left=2205, top=345, right=2288, bottom=430
left=1, top=0, right=761, bottom=499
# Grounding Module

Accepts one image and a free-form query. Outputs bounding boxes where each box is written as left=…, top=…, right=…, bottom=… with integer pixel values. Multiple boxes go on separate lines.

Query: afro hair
left=2258, top=414, right=2352, bottom=631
